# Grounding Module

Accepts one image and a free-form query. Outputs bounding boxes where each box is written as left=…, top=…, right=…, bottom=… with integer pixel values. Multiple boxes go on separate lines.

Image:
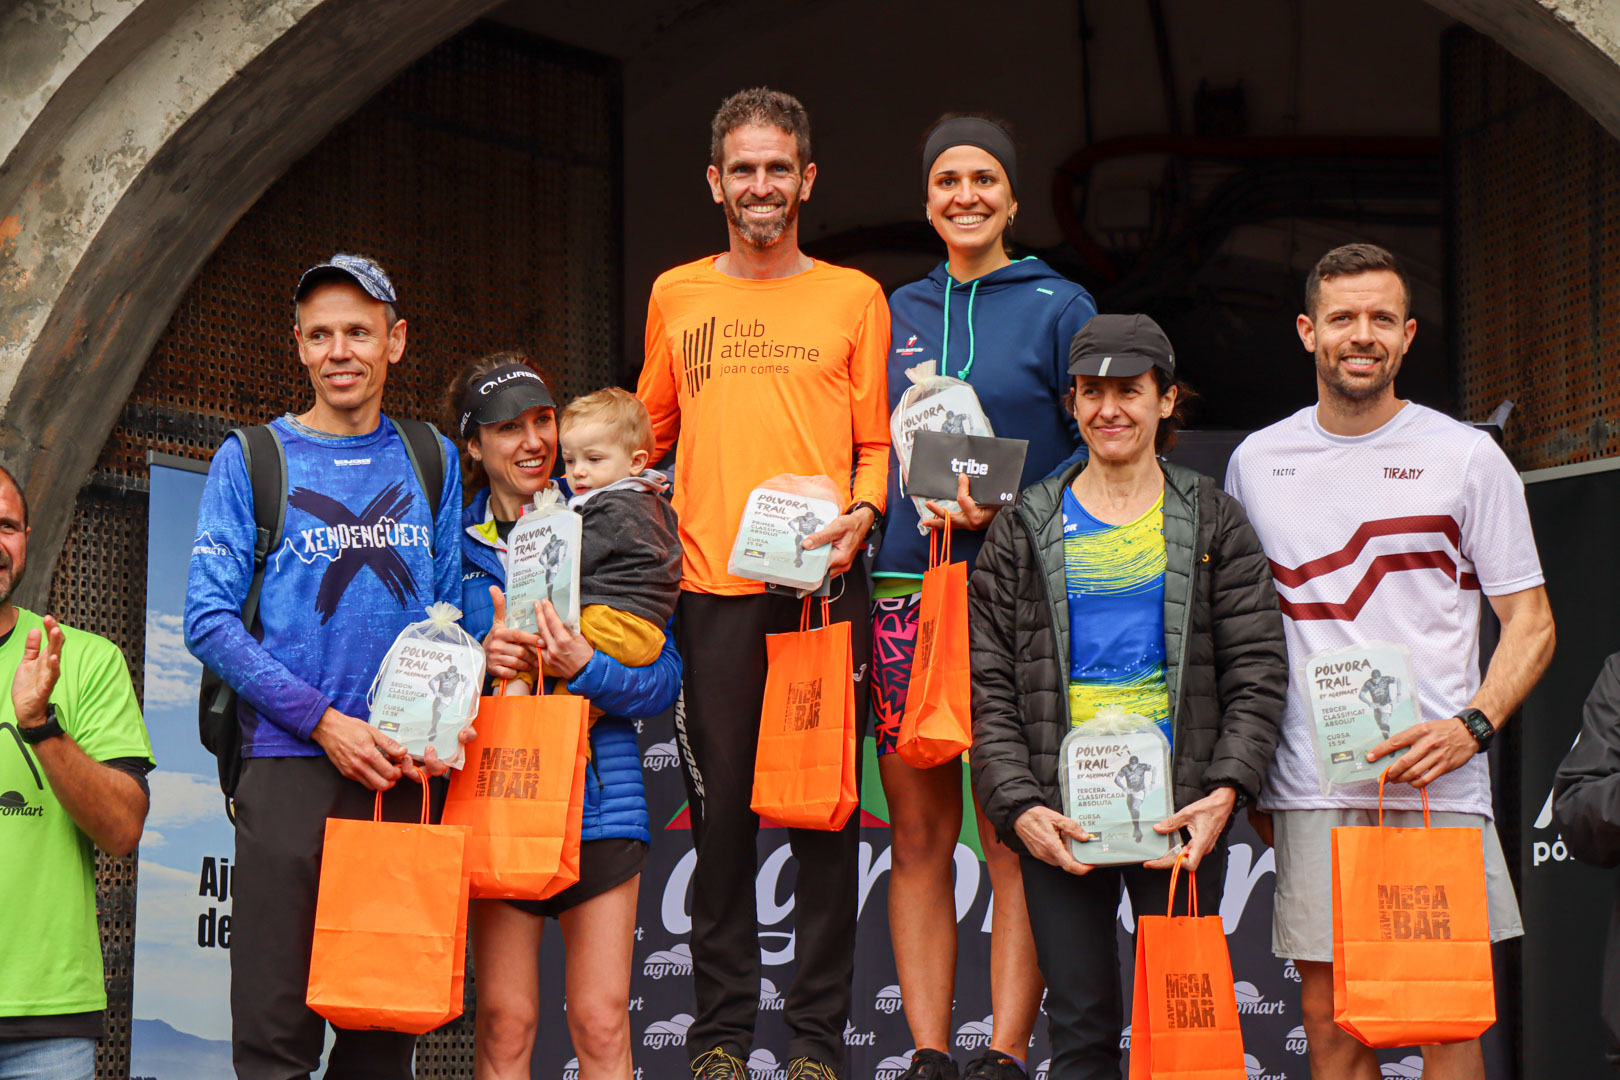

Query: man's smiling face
left=707, top=123, right=815, bottom=250
left=1299, top=268, right=1416, bottom=404
left=294, top=280, right=404, bottom=419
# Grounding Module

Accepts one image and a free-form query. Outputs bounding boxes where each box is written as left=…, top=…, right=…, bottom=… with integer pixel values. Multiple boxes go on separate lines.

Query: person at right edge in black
left=1554, top=652, right=1620, bottom=1070
left=967, top=314, right=1287, bottom=1079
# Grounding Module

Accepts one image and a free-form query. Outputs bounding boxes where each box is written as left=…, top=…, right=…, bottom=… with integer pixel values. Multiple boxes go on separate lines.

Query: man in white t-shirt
left=1226, top=243, right=1555, bottom=1080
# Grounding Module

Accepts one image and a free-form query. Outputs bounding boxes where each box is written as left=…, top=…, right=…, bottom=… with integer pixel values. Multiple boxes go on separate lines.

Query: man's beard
left=723, top=190, right=799, bottom=249
left=0, top=557, right=21, bottom=609
left=1316, top=346, right=1402, bottom=404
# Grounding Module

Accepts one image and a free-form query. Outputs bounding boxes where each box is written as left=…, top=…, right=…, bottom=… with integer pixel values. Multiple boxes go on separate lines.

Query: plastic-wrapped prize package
left=889, top=360, right=993, bottom=530
left=727, top=474, right=844, bottom=592
left=506, top=487, right=582, bottom=632
left=1057, top=706, right=1178, bottom=865
left=367, top=602, right=486, bottom=769
left=1303, top=641, right=1421, bottom=794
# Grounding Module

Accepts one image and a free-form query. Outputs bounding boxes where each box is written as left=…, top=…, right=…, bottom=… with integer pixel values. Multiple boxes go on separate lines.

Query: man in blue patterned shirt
left=185, top=254, right=461, bottom=1080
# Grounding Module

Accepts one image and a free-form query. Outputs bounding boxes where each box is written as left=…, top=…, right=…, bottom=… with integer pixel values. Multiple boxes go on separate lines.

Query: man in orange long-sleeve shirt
left=636, top=87, right=890, bottom=1080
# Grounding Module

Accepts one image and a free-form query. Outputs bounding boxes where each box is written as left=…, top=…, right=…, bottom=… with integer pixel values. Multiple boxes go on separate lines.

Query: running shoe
left=900, top=1048, right=960, bottom=1079
left=786, top=1057, right=842, bottom=1080
left=692, top=1046, right=749, bottom=1080
left=961, top=1051, right=1027, bottom=1080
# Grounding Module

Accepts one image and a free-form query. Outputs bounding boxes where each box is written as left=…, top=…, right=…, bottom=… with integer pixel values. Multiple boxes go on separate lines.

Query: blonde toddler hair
left=560, top=386, right=656, bottom=458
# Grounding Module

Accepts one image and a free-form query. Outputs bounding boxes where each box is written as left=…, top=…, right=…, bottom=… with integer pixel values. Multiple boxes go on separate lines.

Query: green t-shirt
left=0, top=609, right=152, bottom=1018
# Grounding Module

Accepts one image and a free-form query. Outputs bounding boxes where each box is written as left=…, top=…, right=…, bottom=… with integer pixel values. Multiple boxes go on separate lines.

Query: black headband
left=922, top=117, right=1019, bottom=195
left=457, top=363, right=556, bottom=440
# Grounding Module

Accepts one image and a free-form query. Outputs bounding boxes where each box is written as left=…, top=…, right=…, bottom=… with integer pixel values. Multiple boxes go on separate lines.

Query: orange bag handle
left=1165, top=849, right=1200, bottom=918
left=1377, top=767, right=1431, bottom=827
left=799, top=596, right=833, bottom=632
left=373, top=772, right=431, bottom=825
left=492, top=635, right=549, bottom=698
left=928, top=516, right=953, bottom=568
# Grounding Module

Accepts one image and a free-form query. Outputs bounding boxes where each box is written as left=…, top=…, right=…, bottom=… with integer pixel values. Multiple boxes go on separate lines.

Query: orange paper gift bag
left=1130, top=854, right=1248, bottom=1080
left=443, top=679, right=589, bottom=900
left=1332, top=773, right=1495, bottom=1047
left=307, top=778, right=470, bottom=1033
left=897, top=523, right=972, bottom=770
left=751, top=597, right=859, bottom=831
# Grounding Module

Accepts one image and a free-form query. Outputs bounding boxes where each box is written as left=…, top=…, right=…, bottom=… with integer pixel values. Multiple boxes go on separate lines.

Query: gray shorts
left=1270, top=807, right=1523, bottom=962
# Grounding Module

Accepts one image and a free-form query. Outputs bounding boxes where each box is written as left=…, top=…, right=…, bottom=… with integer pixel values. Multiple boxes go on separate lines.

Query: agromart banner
left=534, top=715, right=1335, bottom=1080
left=127, top=455, right=1423, bottom=1080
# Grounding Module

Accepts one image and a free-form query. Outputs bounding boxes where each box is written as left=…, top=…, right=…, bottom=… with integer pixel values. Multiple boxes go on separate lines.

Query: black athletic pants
left=231, top=756, right=444, bottom=1080
left=1020, top=839, right=1229, bottom=1080
left=673, top=574, right=872, bottom=1069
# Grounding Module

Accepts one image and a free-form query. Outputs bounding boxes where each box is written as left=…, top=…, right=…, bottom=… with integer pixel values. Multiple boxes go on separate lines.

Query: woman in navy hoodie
left=873, top=115, right=1096, bottom=1080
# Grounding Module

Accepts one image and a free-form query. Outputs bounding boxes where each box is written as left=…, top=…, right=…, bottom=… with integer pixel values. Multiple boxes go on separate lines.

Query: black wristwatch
left=1456, top=707, right=1494, bottom=753
left=18, top=703, right=64, bottom=745
left=846, top=500, right=881, bottom=522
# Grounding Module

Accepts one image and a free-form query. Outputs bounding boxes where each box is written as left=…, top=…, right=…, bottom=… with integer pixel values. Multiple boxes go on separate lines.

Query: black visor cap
left=458, top=364, right=556, bottom=440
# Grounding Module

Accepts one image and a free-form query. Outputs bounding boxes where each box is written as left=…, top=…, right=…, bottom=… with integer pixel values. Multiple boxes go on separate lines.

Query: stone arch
left=0, top=0, right=498, bottom=605
left=4, top=0, right=1620, bottom=600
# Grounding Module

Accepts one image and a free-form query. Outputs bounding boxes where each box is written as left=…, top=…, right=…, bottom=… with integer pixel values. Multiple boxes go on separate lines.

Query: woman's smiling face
left=1070, top=371, right=1174, bottom=465
left=926, top=144, right=1016, bottom=257
left=469, top=406, right=558, bottom=503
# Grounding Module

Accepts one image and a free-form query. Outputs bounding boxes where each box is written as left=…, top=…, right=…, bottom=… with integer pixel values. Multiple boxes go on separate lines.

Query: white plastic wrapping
left=727, top=474, right=844, bottom=593
left=1301, top=641, right=1421, bottom=795
left=506, top=487, right=582, bottom=632
left=889, top=360, right=994, bottom=531
left=1056, top=705, right=1179, bottom=865
left=367, top=601, right=486, bottom=769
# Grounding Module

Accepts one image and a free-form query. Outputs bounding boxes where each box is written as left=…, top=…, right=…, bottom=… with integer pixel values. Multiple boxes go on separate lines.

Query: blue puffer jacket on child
left=460, top=486, right=679, bottom=842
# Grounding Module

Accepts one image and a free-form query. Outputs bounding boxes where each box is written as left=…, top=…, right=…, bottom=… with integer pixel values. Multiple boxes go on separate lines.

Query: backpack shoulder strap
left=230, top=425, right=286, bottom=627
left=393, top=418, right=447, bottom=553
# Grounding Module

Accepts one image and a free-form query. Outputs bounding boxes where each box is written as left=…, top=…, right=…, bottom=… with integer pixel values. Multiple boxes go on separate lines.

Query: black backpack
left=197, top=419, right=446, bottom=819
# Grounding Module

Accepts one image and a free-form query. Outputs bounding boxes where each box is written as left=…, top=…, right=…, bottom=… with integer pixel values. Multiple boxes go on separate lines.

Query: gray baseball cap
left=294, top=253, right=399, bottom=313
left=1067, top=313, right=1175, bottom=379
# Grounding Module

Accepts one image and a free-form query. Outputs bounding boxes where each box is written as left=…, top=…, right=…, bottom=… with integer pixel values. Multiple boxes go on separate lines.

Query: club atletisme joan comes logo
left=681, top=316, right=823, bottom=397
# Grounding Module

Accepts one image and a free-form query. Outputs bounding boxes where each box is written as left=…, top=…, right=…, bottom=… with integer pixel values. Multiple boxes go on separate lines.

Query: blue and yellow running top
left=1061, top=486, right=1172, bottom=743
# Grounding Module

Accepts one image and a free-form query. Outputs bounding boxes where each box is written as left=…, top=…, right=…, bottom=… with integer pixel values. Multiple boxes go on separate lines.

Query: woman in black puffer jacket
left=968, top=315, right=1286, bottom=1080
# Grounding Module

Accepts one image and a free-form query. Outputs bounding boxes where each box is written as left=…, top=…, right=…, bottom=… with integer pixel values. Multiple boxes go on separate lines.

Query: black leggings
left=672, top=576, right=872, bottom=1069
left=1019, top=840, right=1228, bottom=1080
